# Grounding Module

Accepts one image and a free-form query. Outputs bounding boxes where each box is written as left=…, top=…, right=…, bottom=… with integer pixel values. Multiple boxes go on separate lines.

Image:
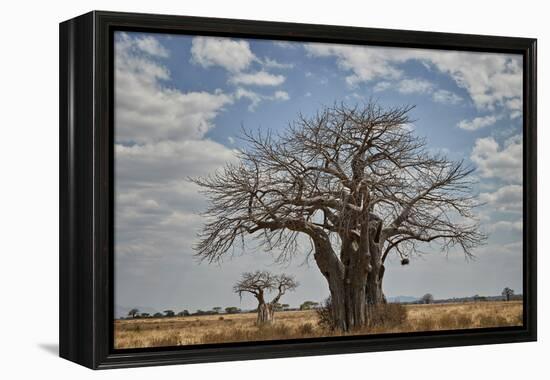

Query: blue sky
left=114, top=31, right=523, bottom=315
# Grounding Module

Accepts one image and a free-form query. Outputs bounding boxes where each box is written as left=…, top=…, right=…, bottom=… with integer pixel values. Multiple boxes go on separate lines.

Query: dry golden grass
left=114, top=301, right=522, bottom=349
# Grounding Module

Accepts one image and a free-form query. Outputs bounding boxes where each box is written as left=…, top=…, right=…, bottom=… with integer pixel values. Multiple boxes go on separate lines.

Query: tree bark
left=312, top=233, right=371, bottom=331
left=256, top=302, right=274, bottom=325
left=366, top=238, right=386, bottom=309
left=320, top=272, right=369, bottom=332
left=366, top=265, right=386, bottom=306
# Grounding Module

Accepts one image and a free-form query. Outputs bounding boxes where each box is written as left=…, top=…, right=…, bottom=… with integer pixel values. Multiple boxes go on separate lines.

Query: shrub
left=298, top=322, right=315, bottom=335
left=367, top=303, right=407, bottom=328
left=316, top=297, right=337, bottom=331
left=316, top=298, right=407, bottom=331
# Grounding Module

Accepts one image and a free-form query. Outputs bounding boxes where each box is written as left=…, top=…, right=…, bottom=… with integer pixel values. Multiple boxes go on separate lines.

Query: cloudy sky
left=114, top=31, right=523, bottom=315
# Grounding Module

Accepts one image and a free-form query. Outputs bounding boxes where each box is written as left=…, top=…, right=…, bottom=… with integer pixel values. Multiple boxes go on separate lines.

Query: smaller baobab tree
left=234, top=271, right=298, bottom=325
left=421, top=293, right=434, bottom=304
left=127, top=308, right=139, bottom=319
left=502, top=287, right=515, bottom=301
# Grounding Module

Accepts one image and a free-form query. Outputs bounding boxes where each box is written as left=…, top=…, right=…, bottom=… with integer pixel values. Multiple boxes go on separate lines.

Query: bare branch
left=233, top=271, right=298, bottom=304
left=192, top=102, right=486, bottom=265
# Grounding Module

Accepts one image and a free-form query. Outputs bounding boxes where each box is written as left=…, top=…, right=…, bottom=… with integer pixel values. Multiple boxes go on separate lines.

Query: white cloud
left=274, top=41, right=298, bottom=49
left=305, top=44, right=404, bottom=85
left=457, top=115, right=498, bottom=131
left=274, top=90, right=290, bottom=100
left=471, top=134, right=522, bottom=183
left=116, top=139, right=237, bottom=187
left=135, top=36, right=170, bottom=57
left=115, top=138, right=237, bottom=259
left=373, top=81, right=392, bottom=92
left=262, top=57, right=294, bottom=69
left=396, top=78, right=434, bottom=94
left=229, top=71, right=286, bottom=86
left=305, top=43, right=522, bottom=117
left=234, top=87, right=290, bottom=111
left=190, top=36, right=290, bottom=89
left=115, top=33, right=239, bottom=270
left=191, top=37, right=256, bottom=72
left=432, top=89, right=463, bottom=105
left=115, top=33, right=232, bottom=144
left=426, top=52, right=522, bottom=113
left=488, top=220, right=523, bottom=233
left=189, top=36, right=291, bottom=112
left=506, top=98, right=523, bottom=119
left=479, top=185, right=522, bottom=213
left=375, top=78, right=463, bottom=105
left=234, top=87, right=263, bottom=110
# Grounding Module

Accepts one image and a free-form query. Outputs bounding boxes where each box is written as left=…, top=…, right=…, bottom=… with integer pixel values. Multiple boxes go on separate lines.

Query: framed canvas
left=59, top=11, right=537, bottom=369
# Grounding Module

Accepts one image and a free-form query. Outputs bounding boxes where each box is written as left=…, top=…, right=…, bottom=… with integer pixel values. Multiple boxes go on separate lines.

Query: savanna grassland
left=114, top=301, right=522, bottom=349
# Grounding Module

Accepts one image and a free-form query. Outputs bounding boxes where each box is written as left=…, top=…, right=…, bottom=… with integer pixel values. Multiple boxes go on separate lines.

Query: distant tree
left=127, top=308, right=139, bottom=318
left=163, top=310, right=175, bottom=317
left=421, top=293, right=434, bottom=304
left=140, top=312, right=150, bottom=318
left=272, top=303, right=283, bottom=311
left=234, top=271, right=298, bottom=325
left=177, top=310, right=190, bottom=317
left=502, top=287, right=515, bottom=301
left=225, top=306, right=241, bottom=314
left=300, top=301, right=320, bottom=311
left=212, top=307, right=222, bottom=314
left=473, top=294, right=487, bottom=302
left=281, top=303, right=290, bottom=311
left=153, top=312, right=163, bottom=318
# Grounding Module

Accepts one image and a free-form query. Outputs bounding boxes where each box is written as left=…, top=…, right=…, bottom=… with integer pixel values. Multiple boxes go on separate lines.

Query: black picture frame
left=59, top=10, right=537, bottom=370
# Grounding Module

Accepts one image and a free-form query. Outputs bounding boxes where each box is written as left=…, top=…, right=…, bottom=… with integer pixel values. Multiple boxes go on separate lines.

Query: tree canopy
left=193, top=102, right=485, bottom=266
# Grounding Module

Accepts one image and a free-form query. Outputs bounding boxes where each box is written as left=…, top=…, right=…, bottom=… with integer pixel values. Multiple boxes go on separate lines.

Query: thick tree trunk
left=366, top=264, right=386, bottom=306
left=344, top=276, right=368, bottom=328
left=314, top=246, right=369, bottom=331
left=311, top=230, right=387, bottom=332
left=366, top=238, right=386, bottom=308
left=256, top=302, right=274, bottom=325
left=323, top=274, right=368, bottom=332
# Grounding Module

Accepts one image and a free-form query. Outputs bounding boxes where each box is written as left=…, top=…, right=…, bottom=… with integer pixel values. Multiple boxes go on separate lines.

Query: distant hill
left=387, top=296, right=419, bottom=303
left=387, top=294, right=523, bottom=304
left=115, top=305, right=159, bottom=319
left=432, top=294, right=523, bottom=304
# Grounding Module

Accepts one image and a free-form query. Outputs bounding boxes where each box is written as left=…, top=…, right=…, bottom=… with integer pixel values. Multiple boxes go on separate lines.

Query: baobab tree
left=193, top=102, right=485, bottom=331
left=421, top=293, right=434, bottom=304
left=127, top=308, right=139, bottom=319
left=502, top=287, right=515, bottom=301
left=233, top=271, right=298, bottom=325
